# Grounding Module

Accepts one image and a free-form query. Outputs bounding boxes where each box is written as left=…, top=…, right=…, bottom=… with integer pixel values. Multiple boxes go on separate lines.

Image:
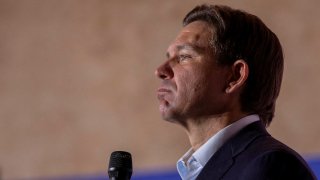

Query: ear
left=225, top=60, right=249, bottom=94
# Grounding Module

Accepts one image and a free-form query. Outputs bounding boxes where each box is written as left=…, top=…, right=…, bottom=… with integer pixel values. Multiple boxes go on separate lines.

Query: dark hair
left=183, top=4, right=284, bottom=126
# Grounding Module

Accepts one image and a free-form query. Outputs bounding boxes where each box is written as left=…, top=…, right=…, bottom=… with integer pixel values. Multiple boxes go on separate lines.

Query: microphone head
left=108, top=151, right=132, bottom=180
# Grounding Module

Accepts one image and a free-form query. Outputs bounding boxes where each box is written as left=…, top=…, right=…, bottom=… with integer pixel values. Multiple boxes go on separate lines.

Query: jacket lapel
left=196, top=121, right=269, bottom=180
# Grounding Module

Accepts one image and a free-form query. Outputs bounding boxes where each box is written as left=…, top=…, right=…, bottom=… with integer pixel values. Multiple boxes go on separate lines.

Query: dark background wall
left=0, top=0, right=319, bottom=179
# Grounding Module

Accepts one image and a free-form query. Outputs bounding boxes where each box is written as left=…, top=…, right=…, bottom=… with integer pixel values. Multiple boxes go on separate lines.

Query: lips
left=156, top=87, right=172, bottom=101
left=157, top=88, right=171, bottom=93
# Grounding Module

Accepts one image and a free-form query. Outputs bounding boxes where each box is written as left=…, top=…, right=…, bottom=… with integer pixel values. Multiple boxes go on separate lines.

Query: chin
left=159, top=102, right=186, bottom=123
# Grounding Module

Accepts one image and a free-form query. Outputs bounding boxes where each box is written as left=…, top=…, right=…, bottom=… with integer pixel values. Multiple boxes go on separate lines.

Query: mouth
left=156, top=87, right=172, bottom=101
left=157, top=87, right=171, bottom=93
left=157, top=88, right=171, bottom=114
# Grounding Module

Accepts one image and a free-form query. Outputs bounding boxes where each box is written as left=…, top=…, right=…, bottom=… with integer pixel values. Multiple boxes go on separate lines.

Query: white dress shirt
left=176, top=114, right=260, bottom=180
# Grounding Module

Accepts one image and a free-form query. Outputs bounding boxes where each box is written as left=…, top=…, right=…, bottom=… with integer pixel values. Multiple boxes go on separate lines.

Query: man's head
left=156, top=4, right=283, bottom=127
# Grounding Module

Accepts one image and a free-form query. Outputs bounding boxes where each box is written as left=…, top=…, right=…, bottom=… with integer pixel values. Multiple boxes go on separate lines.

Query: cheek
left=177, top=70, right=207, bottom=99
left=185, top=68, right=226, bottom=103
left=176, top=73, right=191, bottom=98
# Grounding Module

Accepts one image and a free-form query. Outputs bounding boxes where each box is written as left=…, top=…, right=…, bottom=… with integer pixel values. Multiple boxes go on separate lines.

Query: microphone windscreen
left=108, top=151, right=132, bottom=180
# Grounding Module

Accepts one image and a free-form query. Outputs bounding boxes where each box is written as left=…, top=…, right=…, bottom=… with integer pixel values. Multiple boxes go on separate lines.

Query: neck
left=184, top=111, right=248, bottom=151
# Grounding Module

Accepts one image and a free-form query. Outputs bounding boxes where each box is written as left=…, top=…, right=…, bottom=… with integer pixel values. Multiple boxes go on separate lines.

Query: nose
left=155, top=60, right=174, bottom=80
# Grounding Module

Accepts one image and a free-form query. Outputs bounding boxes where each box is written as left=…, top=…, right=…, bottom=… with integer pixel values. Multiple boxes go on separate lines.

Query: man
left=155, top=4, right=316, bottom=180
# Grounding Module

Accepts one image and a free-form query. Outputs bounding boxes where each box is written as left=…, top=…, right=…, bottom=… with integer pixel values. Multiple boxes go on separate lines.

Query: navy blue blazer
left=196, top=121, right=316, bottom=180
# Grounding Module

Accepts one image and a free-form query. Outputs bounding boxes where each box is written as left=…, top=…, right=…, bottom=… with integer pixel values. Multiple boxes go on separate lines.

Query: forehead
left=169, top=21, right=213, bottom=50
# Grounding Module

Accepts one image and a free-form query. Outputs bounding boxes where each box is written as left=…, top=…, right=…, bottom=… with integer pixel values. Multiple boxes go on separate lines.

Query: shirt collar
left=183, top=114, right=260, bottom=167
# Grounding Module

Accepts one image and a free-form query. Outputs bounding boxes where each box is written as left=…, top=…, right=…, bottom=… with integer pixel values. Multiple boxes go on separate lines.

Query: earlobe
left=225, top=60, right=249, bottom=94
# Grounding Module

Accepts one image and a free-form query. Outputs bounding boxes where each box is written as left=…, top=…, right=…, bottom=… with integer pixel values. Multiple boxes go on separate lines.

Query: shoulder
left=238, top=136, right=316, bottom=180
left=198, top=121, right=316, bottom=179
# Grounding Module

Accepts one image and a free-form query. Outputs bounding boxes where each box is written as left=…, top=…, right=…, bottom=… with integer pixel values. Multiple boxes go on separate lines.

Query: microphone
left=108, top=151, right=133, bottom=180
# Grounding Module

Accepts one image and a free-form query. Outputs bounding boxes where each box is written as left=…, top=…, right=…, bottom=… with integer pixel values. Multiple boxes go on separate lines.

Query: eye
left=178, top=54, right=192, bottom=62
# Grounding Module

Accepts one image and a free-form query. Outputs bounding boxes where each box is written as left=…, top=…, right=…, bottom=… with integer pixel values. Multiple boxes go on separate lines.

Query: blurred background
left=0, top=0, right=320, bottom=179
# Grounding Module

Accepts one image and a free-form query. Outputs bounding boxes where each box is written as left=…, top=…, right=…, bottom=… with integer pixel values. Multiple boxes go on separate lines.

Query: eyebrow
left=166, top=43, right=205, bottom=58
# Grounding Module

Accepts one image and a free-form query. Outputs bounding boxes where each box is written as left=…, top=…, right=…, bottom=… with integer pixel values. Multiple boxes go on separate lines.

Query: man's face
left=155, top=21, right=230, bottom=124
